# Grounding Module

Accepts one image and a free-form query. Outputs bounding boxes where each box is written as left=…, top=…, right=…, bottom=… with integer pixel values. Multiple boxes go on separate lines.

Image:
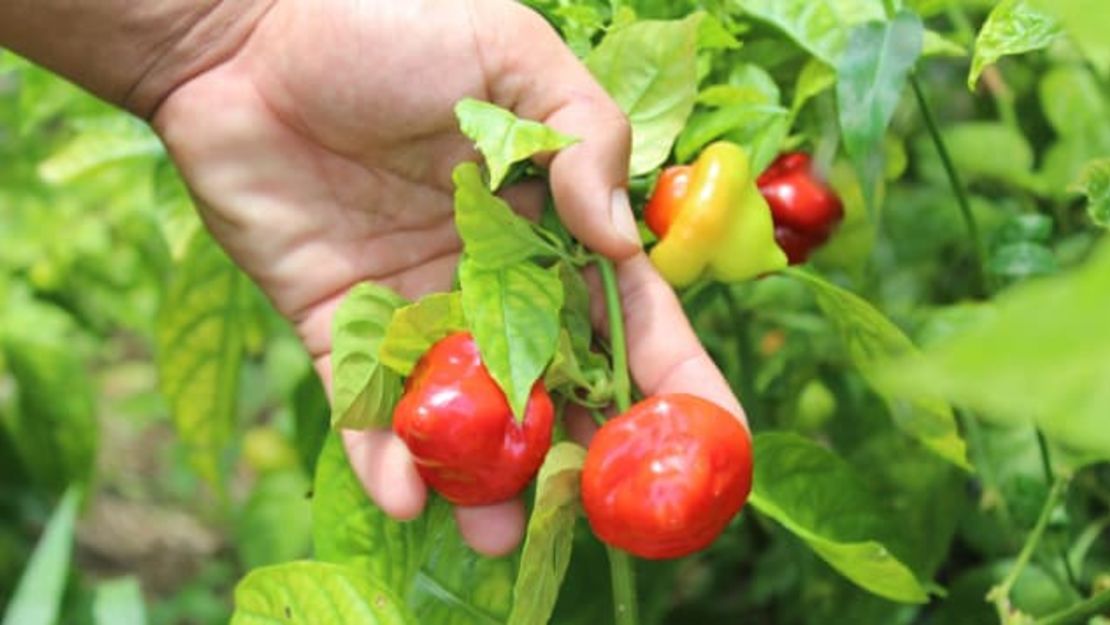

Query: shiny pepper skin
left=581, top=394, right=753, bottom=559
left=757, top=152, right=844, bottom=264
left=392, top=332, right=554, bottom=506
left=645, top=142, right=787, bottom=287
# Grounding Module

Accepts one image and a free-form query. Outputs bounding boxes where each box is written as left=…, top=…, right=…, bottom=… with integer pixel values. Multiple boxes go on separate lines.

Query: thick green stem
left=1033, top=587, right=1110, bottom=625
left=988, top=477, right=1070, bottom=622
left=596, top=257, right=639, bottom=625
left=910, top=74, right=987, bottom=296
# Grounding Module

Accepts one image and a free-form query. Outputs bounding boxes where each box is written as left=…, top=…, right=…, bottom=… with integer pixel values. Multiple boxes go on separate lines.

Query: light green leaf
left=749, top=433, right=930, bottom=603
left=379, top=292, right=468, bottom=376
left=791, top=58, right=837, bottom=116
left=914, top=122, right=1038, bottom=190
left=676, top=104, right=789, bottom=166
left=453, top=162, right=558, bottom=269
left=1, top=487, right=80, bottom=625
left=1038, top=66, right=1110, bottom=140
left=460, top=259, right=563, bottom=420
left=230, top=561, right=414, bottom=625
left=235, top=469, right=313, bottom=569
left=587, top=14, right=702, bottom=175
left=455, top=99, right=577, bottom=190
left=787, top=270, right=971, bottom=469
left=508, top=443, right=586, bottom=625
left=922, top=30, right=967, bottom=57
left=1070, top=158, right=1110, bottom=228
left=330, top=283, right=407, bottom=429
left=968, top=0, right=1060, bottom=90
left=1031, top=0, right=1110, bottom=75
left=313, top=434, right=432, bottom=593
left=697, top=12, right=742, bottom=50
left=38, top=115, right=163, bottom=184
left=733, top=0, right=874, bottom=65
left=92, top=577, right=147, bottom=625
left=877, top=242, right=1110, bottom=461
left=837, top=11, right=923, bottom=211
left=156, top=231, right=248, bottom=486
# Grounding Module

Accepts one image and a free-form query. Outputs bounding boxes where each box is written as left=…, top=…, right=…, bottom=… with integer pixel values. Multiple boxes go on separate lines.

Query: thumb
left=474, top=1, right=641, bottom=260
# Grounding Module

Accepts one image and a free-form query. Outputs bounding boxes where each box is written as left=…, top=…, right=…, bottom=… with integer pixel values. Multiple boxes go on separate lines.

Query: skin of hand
left=6, top=0, right=747, bottom=556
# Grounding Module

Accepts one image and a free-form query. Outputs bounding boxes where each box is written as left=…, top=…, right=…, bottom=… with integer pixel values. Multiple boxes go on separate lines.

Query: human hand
left=152, top=0, right=744, bottom=556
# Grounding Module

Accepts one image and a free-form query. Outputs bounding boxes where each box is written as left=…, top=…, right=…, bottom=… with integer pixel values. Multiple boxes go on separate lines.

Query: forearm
left=0, top=0, right=270, bottom=118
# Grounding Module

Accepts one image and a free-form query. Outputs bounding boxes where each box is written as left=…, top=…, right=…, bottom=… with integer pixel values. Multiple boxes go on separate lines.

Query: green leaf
left=235, top=469, right=313, bottom=569
left=968, top=0, right=1060, bottom=90
left=37, top=115, right=163, bottom=184
left=230, top=561, right=415, bottom=625
left=155, top=231, right=248, bottom=487
left=787, top=270, right=971, bottom=469
left=0, top=301, right=97, bottom=493
left=379, top=292, right=468, bottom=376
left=291, top=370, right=329, bottom=476
left=987, top=242, right=1058, bottom=282
left=455, top=99, right=577, bottom=190
left=330, top=283, right=407, bottom=429
left=837, top=11, right=923, bottom=211
left=507, top=443, right=586, bottom=625
left=1071, top=157, right=1110, bottom=228
left=1, top=487, right=80, bottom=625
left=791, top=58, right=837, bottom=116
left=92, top=577, right=147, bottom=625
left=1038, top=66, right=1110, bottom=140
left=748, top=433, right=930, bottom=603
left=459, top=259, right=563, bottom=420
left=312, top=435, right=432, bottom=593
left=675, top=104, right=790, bottom=166
left=877, top=242, right=1110, bottom=461
left=914, top=122, right=1038, bottom=190
left=922, top=30, right=967, bottom=57
left=453, top=163, right=557, bottom=269
left=733, top=0, right=882, bottom=65
left=1030, top=0, right=1110, bottom=75
left=586, top=14, right=702, bottom=175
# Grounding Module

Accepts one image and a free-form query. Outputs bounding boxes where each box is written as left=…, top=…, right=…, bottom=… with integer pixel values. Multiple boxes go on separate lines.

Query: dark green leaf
left=749, top=433, right=931, bottom=603
left=837, top=11, right=923, bottom=211
left=460, top=259, right=563, bottom=420
left=1071, top=157, right=1110, bottom=228
left=586, top=14, right=702, bottom=175
left=379, top=292, right=467, bottom=376
left=508, top=443, right=586, bottom=625
left=453, top=162, right=559, bottom=269
left=330, top=282, right=407, bottom=429
left=1, top=487, right=80, bottom=625
left=787, top=270, right=971, bottom=469
left=291, top=370, right=329, bottom=476
left=155, top=231, right=248, bottom=486
left=968, top=0, right=1060, bottom=90
left=230, top=561, right=415, bottom=625
left=455, top=99, right=577, bottom=190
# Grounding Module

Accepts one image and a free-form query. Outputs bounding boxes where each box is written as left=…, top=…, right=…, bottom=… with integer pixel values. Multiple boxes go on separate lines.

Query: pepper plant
left=3, top=1, right=1110, bottom=624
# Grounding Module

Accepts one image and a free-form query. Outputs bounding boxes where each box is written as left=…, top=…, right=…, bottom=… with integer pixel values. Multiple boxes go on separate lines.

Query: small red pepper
left=581, top=394, right=753, bottom=559
left=757, top=152, right=844, bottom=264
left=393, top=332, right=554, bottom=506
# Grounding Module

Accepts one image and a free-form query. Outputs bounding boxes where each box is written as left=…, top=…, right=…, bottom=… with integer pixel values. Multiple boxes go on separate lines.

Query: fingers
left=454, top=500, right=526, bottom=557
left=611, top=254, right=748, bottom=427
left=476, top=2, right=640, bottom=260
left=341, top=428, right=427, bottom=520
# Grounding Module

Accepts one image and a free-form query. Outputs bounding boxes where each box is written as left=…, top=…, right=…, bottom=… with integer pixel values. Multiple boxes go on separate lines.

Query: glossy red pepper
left=580, top=394, right=753, bottom=559
left=393, top=332, right=554, bottom=506
left=757, top=152, right=844, bottom=264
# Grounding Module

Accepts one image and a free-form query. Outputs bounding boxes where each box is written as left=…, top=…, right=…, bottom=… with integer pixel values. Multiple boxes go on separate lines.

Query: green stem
left=720, top=287, right=760, bottom=423
left=1033, top=431, right=1081, bottom=591
left=988, top=477, right=1070, bottom=622
left=1033, top=587, right=1110, bottom=625
left=910, top=74, right=987, bottom=297
left=596, top=256, right=639, bottom=625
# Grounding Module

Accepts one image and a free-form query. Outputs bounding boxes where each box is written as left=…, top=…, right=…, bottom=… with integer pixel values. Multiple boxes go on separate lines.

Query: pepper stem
left=596, top=256, right=639, bottom=625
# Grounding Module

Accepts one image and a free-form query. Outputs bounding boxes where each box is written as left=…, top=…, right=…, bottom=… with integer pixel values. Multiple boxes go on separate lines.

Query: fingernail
left=609, top=189, right=641, bottom=248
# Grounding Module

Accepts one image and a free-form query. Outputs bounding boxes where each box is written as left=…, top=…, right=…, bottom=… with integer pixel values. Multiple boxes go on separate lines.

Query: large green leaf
left=586, top=14, right=702, bottom=175
left=453, top=163, right=558, bottom=270
left=156, top=231, right=248, bottom=486
left=235, top=469, right=313, bottom=569
left=455, top=99, right=577, bottom=190
left=330, top=282, right=407, bottom=429
left=877, top=242, right=1110, bottom=461
left=379, top=292, right=468, bottom=376
left=1, top=487, right=80, bottom=625
left=230, top=561, right=414, bottom=625
left=968, top=0, right=1060, bottom=90
left=787, top=270, right=971, bottom=469
left=748, top=433, right=930, bottom=603
left=732, top=0, right=884, bottom=65
left=837, top=11, right=923, bottom=211
left=37, top=115, right=163, bottom=184
left=508, top=443, right=586, bottom=625
left=459, top=259, right=563, bottom=420
left=92, top=577, right=147, bottom=625
left=1071, top=157, right=1110, bottom=228
left=1030, top=0, right=1110, bottom=75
